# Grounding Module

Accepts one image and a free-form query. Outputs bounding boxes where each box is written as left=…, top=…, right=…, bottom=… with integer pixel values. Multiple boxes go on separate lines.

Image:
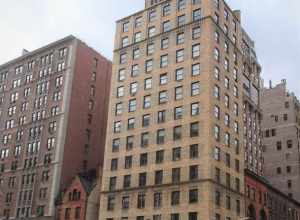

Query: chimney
left=233, top=10, right=241, bottom=23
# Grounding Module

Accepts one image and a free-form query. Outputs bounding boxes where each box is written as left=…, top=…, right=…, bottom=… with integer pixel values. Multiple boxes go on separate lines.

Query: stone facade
left=261, top=80, right=300, bottom=202
left=0, top=36, right=111, bottom=219
left=100, top=0, right=262, bottom=220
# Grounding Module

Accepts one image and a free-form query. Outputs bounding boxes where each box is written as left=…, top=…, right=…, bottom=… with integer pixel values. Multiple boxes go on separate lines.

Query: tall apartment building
left=261, top=80, right=300, bottom=202
left=100, top=0, right=262, bottom=220
left=0, top=36, right=111, bottom=219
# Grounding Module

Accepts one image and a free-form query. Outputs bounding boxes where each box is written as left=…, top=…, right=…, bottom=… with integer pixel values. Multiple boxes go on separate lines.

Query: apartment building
left=0, top=36, right=111, bottom=219
left=261, top=80, right=300, bottom=202
left=100, top=0, right=262, bottom=220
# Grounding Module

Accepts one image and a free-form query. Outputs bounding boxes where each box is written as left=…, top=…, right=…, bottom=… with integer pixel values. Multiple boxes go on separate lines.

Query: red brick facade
left=57, top=176, right=89, bottom=220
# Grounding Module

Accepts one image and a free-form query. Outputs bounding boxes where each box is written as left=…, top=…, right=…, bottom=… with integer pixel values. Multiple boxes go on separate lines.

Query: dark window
left=153, top=192, right=162, bottom=208
left=189, top=189, right=198, bottom=203
left=139, top=173, right=147, bottom=187
left=172, top=168, right=181, bottom=183
left=140, top=153, right=148, bottom=166
left=189, top=165, right=198, bottom=180
left=156, top=150, right=164, bottom=164
left=189, top=212, right=198, bottom=220
left=123, top=175, right=131, bottom=188
left=137, top=194, right=145, bottom=209
left=125, top=156, right=132, bottom=169
left=190, top=122, right=199, bottom=137
left=172, top=147, right=181, bottom=161
left=171, top=191, right=180, bottom=205
left=155, top=170, right=163, bottom=185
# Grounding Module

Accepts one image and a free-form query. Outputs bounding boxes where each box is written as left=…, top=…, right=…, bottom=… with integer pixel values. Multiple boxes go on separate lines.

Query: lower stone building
left=245, top=169, right=300, bottom=220
left=56, top=171, right=101, bottom=220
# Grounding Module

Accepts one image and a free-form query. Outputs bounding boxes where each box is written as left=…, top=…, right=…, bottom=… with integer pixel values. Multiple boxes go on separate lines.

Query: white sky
left=0, top=0, right=299, bottom=96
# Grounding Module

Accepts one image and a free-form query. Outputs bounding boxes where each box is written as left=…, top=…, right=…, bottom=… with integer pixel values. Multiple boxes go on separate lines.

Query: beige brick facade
left=100, top=0, right=262, bottom=220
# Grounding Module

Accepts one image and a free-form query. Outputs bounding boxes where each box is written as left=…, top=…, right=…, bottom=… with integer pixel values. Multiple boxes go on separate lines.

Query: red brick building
left=0, top=36, right=111, bottom=219
left=245, top=169, right=300, bottom=220
left=56, top=173, right=100, bottom=220
left=245, top=170, right=269, bottom=220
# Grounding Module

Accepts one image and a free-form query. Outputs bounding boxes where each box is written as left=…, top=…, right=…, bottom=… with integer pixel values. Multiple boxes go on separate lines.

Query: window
left=189, top=189, right=198, bottom=203
left=224, top=58, right=229, bottom=71
left=190, top=144, right=199, bottom=159
left=175, top=68, right=184, bottom=81
left=214, top=48, right=220, bottom=61
left=161, top=38, right=169, bottom=49
left=226, top=195, right=231, bottom=210
left=65, top=208, right=71, bottom=219
left=214, top=85, right=220, bottom=99
left=177, top=32, right=185, bottom=44
left=111, top=158, right=118, bottom=171
left=114, top=121, right=121, bottom=133
left=215, top=31, right=220, bottom=43
left=160, top=55, right=168, bottom=68
left=214, top=125, right=220, bottom=140
left=214, top=105, right=220, bottom=119
left=190, top=165, right=198, bottom=180
left=176, top=49, right=184, bottom=62
left=174, top=106, right=183, bottom=119
left=157, top=110, right=166, bottom=123
left=276, top=141, right=282, bottom=150
left=190, top=122, right=199, bottom=137
left=156, top=150, right=164, bottom=164
left=130, top=82, right=138, bottom=95
left=214, top=147, right=220, bottom=161
left=155, top=170, right=163, bottom=185
left=171, top=191, right=180, bottom=205
left=128, top=118, right=135, bottom=130
left=129, top=99, right=137, bottom=112
left=112, top=138, right=120, bottom=152
left=225, top=153, right=230, bottom=167
left=172, top=147, right=181, bottom=161
left=192, top=63, right=200, bottom=76
left=125, top=156, right=132, bottom=169
left=287, top=140, right=293, bottom=148
left=134, top=32, right=142, bottom=43
left=159, top=91, right=168, bottom=104
left=177, top=15, right=186, bottom=27
left=133, top=48, right=140, bottom=60
left=149, top=9, right=156, bottom=22
left=122, top=21, right=129, bottom=32
left=225, top=95, right=229, bottom=108
left=146, top=59, right=153, bottom=72
left=139, top=173, right=147, bottom=187
left=191, top=82, right=200, bottom=96
left=75, top=207, right=81, bottom=219
left=107, top=195, right=115, bottom=210
left=175, top=86, right=183, bottom=100
left=157, top=129, right=165, bottom=144
left=160, top=73, right=168, bottom=85
left=153, top=192, right=162, bottom=208
left=131, top=64, right=139, bottom=76
left=171, top=214, right=180, bottom=220
left=144, top=77, right=152, bottom=90
left=189, top=212, right=198, bottom=220
left=163, top=20, right=172, bottom=32
left=148, top=26, right=156, bottom=37
left=120, top=53, right=126, bottom=64
left=142, top=114, right=150, bottom=127
left=122, top=37, right=129, bottom=47
left=135, top=16, right=142, bottom=28
left=118, top=69, right=125, bottom=81
left=143, top=95, right=151, bottom=109
left=191, top=102, right=200, bottom=116
left=214, top=13, right=219, bottom=24
left=192, top=44, right=200, bottom=58
left=172, top=168, right=180, bottom=183
left=140, top=153, right=148, bottom=166
left=147, top=43, right=155, bottom=55
left=193, top=9, right=201, bottom=21
left=163, top=3, right=171, bottom=16
left=122, top=196, right=130, bottom=209
left=225, top=77, right=229, bottom=89
left=224, top=114, right=230, bottom=127
left=177, top=0, right=186, bottom=10
left=126, top=136, right=134, bottom=150
left=215, top=191, right=221, bottom=206
left=192, top=27, right=201, bottom=39
left=123, top=175, right=131, bottom=188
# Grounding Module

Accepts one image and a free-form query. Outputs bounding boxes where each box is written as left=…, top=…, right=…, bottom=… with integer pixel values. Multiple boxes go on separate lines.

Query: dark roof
left=78, top=174, right=97, bottom=195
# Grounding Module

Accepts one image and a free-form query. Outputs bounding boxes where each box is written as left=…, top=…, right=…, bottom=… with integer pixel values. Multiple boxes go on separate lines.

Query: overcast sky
left=0, top=0, right=299, bottom=96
